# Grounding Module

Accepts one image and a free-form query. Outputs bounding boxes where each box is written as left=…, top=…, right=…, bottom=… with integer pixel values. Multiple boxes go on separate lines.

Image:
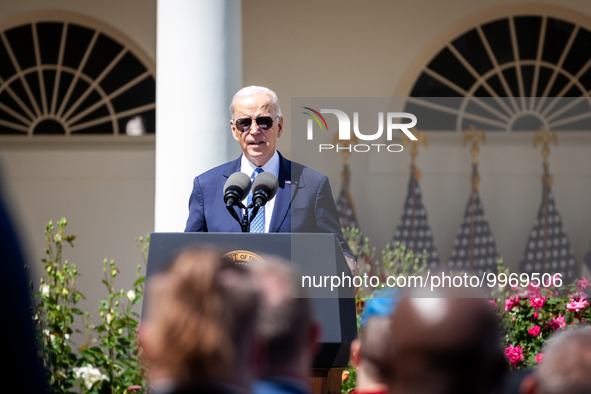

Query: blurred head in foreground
left=521, top=326, right=591, bottom=394
left=350, top=289, right=399, bottom=394
left=140, top=249, right=261, bottom=392
left=389, top=289, right=507, bottom=394
left=247, top=256, right=319, bottom=393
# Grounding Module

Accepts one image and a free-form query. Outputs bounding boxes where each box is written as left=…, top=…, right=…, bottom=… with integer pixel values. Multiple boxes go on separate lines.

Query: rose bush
left=30, top=218, right=148, bottom=393
left=341, top=227, right=591, bottom=392
left=493, top=273, right=590, bottom=369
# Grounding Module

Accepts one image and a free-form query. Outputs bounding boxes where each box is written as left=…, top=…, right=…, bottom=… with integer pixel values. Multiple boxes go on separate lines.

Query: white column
left=155, top=0, right=242, bottom=232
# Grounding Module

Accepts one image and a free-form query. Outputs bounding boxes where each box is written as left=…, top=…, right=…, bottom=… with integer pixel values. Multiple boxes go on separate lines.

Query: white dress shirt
left=240, top=151, right=280, bottom=233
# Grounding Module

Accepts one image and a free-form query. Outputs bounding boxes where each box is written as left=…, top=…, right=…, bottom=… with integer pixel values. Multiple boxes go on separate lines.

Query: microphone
left=223, top=172, right=251, bottom=207
left=251, top=172, right=279, bottom=207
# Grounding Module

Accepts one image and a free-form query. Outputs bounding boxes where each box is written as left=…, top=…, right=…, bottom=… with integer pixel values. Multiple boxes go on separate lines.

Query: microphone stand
left=226, top=190, right=269, bottom=233
left=226, top=201, right=250, bottom=233
left=248, top=204, right=261, bottom=225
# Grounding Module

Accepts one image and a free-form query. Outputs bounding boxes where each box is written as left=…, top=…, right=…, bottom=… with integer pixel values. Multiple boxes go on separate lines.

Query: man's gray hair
left=229, top=86, right=282, bottom=119
left=537, top=326, right=591, bottom=394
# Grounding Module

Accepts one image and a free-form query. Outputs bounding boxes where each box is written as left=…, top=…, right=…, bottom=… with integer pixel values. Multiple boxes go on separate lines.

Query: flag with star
left=391, top=167, right=440, bottom=268
left=448, top=190, right=501, bottom=275
left=336, top=163, right=360, bottom=230
left=519, top=185, right=577, bottom=284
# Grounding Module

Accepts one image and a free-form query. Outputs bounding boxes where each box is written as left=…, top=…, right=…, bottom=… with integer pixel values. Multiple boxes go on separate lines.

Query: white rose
left=43, top=329, right=56, bottom=343
left=43, top=328, right=55, bottom=343
left=40, top=284, right=50, bottom=298
left=73, top=364, right=109, bottom=390
left=126, top=290, right=136, bottom=302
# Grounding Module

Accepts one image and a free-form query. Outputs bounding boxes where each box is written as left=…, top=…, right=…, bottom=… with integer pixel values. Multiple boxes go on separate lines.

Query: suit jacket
left=184, top=151, right=351, bottom=255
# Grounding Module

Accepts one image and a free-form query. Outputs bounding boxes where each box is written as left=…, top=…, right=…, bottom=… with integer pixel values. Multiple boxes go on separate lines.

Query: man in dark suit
left=185, top=86, right=358, bottom=274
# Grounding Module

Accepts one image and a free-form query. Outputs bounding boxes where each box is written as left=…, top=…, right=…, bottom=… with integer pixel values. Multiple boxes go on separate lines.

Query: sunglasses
left=233, top=116, right=278, bottom=132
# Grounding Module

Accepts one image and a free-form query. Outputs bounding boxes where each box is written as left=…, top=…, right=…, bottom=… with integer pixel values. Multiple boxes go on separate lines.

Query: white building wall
left=0, top=0, right=157, bottom=334
left=243, top=0, right=591, bottom=274
left=2, top=0, right=591, bottom=328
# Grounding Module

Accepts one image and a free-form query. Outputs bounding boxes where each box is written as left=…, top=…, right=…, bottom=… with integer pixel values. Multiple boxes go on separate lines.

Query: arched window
left=0, top=11, right=155, bottom=137
left=403, top=8, right=591, bottom=133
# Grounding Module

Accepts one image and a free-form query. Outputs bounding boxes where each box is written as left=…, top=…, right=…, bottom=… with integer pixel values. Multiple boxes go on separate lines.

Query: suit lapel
left=222, top=156, right=243, bottom=231
left=223, top=155, right=242, bottom=178
left=269, top=152, right=292, bottom=232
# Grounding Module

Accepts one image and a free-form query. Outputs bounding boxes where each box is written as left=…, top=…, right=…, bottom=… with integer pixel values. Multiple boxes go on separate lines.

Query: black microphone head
left=252, top=172, right=279, bottom=202
left=223, top=172, right=252, bottom=201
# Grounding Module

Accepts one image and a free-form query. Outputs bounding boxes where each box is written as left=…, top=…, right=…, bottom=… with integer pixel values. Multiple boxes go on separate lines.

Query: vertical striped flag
left=391, top=167, right=440, bottom=268
left=519, top=165, right=577, bottom=283
left=448, top=158, right=501, bottom=275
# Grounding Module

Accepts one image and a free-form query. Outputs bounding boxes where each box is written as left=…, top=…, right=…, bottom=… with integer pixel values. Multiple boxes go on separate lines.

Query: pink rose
left=577, top=277, right=590, bottom=292
left=530, top=297, right=546, bottom=310
left=533, top=312, right=539, bottom=319
left=550, top=315, right=566, bottom=330
left=535, top=353, right=545, bottom=363
left=505, top=297, right=520, bottom=311
left=566, top=298, right=589, bottom=312
left=505, top=344, right=523, bottom=367
left=488, top=300, right=498, bottom=309
left=527, top=283, right=542, bottom=298
left=528, top=325, right=541, bottom=336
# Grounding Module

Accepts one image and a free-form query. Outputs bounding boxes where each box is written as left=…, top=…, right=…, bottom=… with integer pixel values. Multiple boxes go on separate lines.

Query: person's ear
left=350, top=339, right=361, bottom=367
left=309, top=321, right=321, bottom=356
left=276, top=117, right=283, bottom=138
left=231, top=120, right=240, bottom=141
left=138, top=322, right=151, bottom=359
left=519, top=374, right=540, bottom=394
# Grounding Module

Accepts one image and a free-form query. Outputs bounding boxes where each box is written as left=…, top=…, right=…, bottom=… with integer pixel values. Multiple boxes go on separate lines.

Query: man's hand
left=345, top=256, right=359, bottom=277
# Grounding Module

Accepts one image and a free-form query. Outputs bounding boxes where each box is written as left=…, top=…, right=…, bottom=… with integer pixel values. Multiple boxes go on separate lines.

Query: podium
left=145, top=232, right=357, bottom=393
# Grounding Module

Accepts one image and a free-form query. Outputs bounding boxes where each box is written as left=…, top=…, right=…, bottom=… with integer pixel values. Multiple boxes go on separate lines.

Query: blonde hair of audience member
left=247, top=257, right=320, bottom=381
left=521, top=326, right=591, bottom=394
left=350, top=317, right=394, bottom=393
left=140, top=249, right=261, bottom=391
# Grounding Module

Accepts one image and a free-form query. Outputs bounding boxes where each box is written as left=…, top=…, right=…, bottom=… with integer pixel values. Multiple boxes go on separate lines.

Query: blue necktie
left=248, top=168, right=265, bottom=233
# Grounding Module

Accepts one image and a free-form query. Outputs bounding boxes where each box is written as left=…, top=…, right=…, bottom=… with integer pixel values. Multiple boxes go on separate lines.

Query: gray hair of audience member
left=535, top=326, right=591, bottom=394
left=246, top=256, right=314, bottom=369
left=142, top=249, right=260, bottom=387
left=229, top=86, right=283, bottom=119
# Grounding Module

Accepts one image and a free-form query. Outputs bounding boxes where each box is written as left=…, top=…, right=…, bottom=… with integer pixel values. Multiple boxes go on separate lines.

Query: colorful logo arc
left=302, top=107, right=329, bottom=132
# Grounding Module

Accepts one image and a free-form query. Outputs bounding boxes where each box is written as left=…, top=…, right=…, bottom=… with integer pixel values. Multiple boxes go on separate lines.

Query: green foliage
left=493, top=262, right=591, bottom=369
left=341, top=227, right=429, bottom=392
left=340, top=227, right=591, bottom=392
left=340, top=368, right=356, bottom=394
left=34, top=218, right=81, bottom=393
left=31, top=219, right=149, bottom=393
